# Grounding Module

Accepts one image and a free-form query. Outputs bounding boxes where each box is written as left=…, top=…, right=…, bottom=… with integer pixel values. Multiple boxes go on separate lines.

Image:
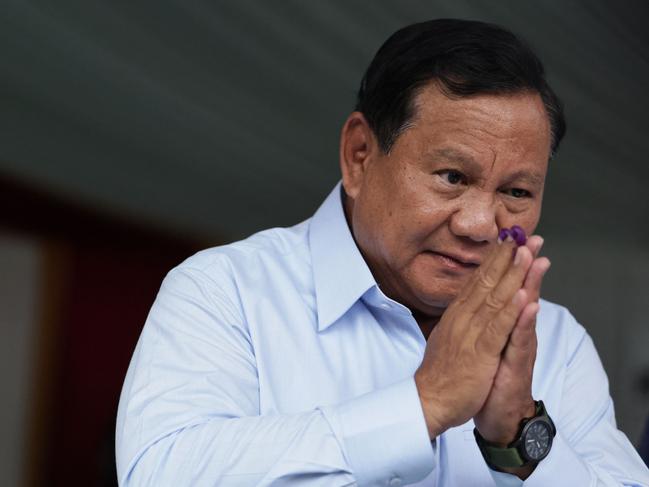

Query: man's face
left=343, top=84, right=551, bottom=317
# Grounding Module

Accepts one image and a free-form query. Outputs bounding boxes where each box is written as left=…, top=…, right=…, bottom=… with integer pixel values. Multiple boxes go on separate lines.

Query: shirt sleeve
left=489, top=323, right=649, bottom=487
left=115, top=266, right=435, bottom=486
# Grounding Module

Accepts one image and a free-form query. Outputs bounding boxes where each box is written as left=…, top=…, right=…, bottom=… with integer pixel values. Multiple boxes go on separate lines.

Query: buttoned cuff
left=488, top=431, right=591, bottom=487
left=320, top=376, right=436, bottom=486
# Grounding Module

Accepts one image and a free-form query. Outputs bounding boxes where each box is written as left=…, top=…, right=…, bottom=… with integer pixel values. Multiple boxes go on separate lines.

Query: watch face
left=523, top=420, right=552, bottom=461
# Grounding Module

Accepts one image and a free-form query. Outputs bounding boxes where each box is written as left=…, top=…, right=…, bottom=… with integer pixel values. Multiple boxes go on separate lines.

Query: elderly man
left=116, top=19, right=649, bottom=486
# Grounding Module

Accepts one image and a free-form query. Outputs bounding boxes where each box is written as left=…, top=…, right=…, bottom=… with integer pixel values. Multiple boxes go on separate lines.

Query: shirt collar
left=309, top=182, right=376, bottom=332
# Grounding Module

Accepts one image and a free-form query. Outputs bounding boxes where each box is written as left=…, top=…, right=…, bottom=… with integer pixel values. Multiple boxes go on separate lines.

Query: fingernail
left=514, top=247, right=522, bottom=266
left=498, top=228, right=510, bottom=244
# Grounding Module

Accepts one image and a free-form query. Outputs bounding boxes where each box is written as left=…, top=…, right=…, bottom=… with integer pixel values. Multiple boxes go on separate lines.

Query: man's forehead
left=404, top=85, right=553, bottom=162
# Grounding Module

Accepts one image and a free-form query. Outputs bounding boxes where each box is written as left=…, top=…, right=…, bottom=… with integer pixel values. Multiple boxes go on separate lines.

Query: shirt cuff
left=320, top=376, right=436, bottom=486
left=488, top=431, right=591, bottom=487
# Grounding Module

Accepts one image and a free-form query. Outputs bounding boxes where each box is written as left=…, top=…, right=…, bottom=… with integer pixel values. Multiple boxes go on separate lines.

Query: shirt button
left=380, top=303, right=392, bottom=310
left=389, top=477, right=402, bottom=487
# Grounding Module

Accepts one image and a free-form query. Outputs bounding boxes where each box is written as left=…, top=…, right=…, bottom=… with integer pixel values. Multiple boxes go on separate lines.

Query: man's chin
left=400, top=271, right=468, bottom=314
left=411, top=288, right=458, bottom=314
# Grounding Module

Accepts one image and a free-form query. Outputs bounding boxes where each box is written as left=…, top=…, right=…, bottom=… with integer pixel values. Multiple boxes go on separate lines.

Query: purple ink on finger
left=510, top=225, right=527, bottom=246
left=498, top=228, right=511, bottom=242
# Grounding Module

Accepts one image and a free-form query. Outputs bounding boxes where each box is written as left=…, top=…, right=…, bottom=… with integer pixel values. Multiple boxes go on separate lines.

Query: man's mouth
left=426, top=251, right=481, bottom=269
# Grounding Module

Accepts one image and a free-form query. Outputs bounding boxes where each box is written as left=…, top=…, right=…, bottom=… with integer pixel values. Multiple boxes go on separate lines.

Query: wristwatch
left=474, top=400, right=556, bottom=471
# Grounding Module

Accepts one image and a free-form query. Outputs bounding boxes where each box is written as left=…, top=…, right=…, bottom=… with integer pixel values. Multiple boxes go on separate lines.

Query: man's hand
left=414, top=235, right=535, bottom=438
left=472, top=236, right=550, bottom=479
left=473, top=236, right=550, bottom=443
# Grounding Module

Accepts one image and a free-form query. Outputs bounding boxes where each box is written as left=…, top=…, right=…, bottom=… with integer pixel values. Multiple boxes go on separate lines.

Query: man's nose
left=448, top=192, right=500, bottom=243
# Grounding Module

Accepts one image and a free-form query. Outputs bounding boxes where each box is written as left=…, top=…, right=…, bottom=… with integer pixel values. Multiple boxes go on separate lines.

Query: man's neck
left=412, top=311, right=441, bottom=340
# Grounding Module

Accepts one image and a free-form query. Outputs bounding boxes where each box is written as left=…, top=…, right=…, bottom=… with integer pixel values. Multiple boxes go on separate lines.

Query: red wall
left=1, top=175, right=208, bottom=486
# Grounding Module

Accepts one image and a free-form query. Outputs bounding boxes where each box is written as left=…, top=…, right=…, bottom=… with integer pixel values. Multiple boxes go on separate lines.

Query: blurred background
left=1, top=1, right=648, bottom=485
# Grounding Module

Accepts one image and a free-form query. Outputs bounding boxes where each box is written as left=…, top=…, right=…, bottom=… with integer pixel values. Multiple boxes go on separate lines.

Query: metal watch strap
left=473, top=400, right=554, bottom=470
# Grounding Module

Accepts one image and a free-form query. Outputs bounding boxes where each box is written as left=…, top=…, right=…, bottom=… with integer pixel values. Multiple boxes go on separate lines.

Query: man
left=116, top=19, right=649, bottom=486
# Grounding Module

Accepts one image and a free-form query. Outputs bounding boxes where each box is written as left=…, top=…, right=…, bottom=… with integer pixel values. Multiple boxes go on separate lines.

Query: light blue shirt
left=116, top=183, right=649, bottom=486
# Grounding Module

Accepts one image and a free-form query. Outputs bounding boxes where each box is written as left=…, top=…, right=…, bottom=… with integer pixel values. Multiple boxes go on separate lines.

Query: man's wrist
left=478, top=399, right=536, bottom=446
left=414, top=372, right=447, bottom=439
left=498, top=463, right=537, bottom=480
left=475, top=400, right=556, bottom=479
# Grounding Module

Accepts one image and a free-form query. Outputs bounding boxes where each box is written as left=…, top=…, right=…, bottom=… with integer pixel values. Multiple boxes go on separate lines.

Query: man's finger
left=450, top=237, right=510, bottom=309
left=522, top=257, right=551, bottom=303
left=477, top=288, right=528, bottom=356
left=526, top=235, right=544, bottom=259
left=475, top=245, right=533, bottom=322
left=459, top=238, right=521, bottom=313
left=501, top=301, right=539, bottom=368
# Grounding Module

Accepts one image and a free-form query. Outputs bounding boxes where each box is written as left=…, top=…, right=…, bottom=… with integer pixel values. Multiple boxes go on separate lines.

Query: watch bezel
left=519, top=416, right=554, bottom=462
left=474, top=400, right=556, bottom=471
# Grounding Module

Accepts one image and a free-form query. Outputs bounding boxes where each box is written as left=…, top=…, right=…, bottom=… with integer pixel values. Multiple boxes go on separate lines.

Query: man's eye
left=438, top=170, right=466, bottom=185
left=507, top=188, right=532, bottom=198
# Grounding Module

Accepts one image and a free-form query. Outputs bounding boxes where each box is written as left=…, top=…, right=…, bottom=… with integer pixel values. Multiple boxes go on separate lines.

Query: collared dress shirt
left=116, top=183, right=649, bottom=486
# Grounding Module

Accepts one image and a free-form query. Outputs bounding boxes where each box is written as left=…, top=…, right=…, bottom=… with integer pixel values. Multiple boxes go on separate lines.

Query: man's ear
left=339, top=112, right=378, bottom=200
